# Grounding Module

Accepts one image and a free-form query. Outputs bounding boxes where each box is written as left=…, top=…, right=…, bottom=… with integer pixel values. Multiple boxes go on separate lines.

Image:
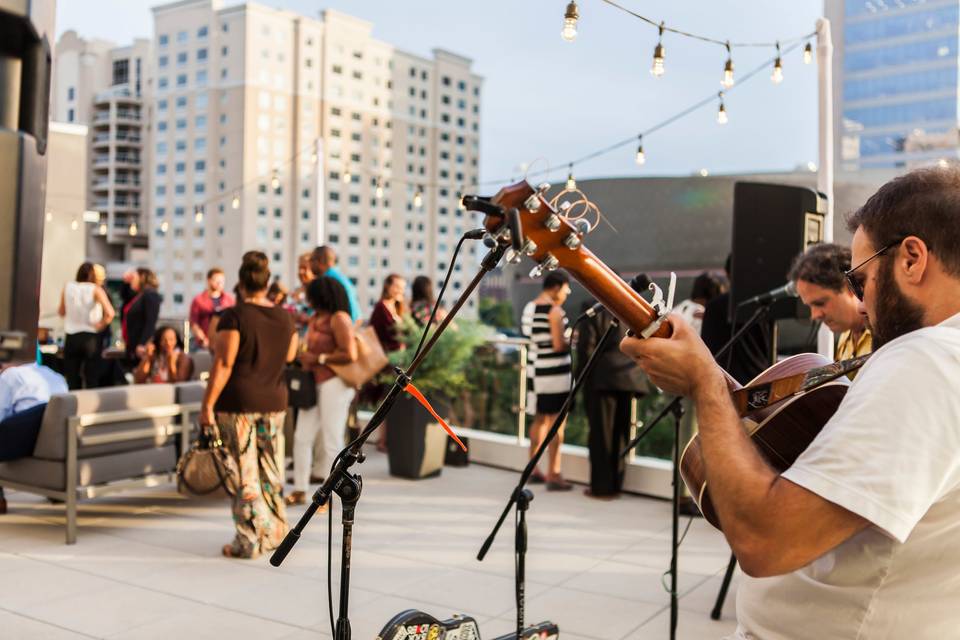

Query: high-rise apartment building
left=52, top=32, right=152, bottom=264
left=827, top=0, right=960, bottom=170
left=149, top=0, right=482, bottom=318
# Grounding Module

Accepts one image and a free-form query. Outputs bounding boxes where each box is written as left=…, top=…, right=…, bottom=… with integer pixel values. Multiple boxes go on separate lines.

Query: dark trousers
left=63, top=332, right=101, bottom=390
left=585, top=390, right=633, bottom=496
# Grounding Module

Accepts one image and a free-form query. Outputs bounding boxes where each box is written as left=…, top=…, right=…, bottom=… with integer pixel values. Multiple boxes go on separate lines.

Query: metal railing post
left=628, top=395, right=640, bottom=462
left=517, top=342, right=528, bottom=444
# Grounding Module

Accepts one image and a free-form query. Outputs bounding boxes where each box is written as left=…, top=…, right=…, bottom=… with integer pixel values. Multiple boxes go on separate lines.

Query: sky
left=56, top=0, right=824, bottom=189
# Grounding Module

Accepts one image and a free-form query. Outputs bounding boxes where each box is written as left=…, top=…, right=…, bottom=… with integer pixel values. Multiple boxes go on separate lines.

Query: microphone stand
left=478, top=314, right=621, bottom=637
left=270, top=240, right=509, bottom=640
left=616, top=299, right=774, bottom=640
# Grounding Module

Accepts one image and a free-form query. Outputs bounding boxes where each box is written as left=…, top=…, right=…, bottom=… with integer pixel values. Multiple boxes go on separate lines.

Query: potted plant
left=385, top=317, right=490, bottom=479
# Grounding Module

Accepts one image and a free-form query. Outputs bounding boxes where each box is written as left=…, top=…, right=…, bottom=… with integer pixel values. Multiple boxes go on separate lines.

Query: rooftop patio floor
left=0, top=451, right=739, bottom=639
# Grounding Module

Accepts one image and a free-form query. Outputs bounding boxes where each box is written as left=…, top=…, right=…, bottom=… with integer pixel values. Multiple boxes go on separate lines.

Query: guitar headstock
left=468, top=180, right=671, bottom=340
left=477, top=180, right=591, bottom=278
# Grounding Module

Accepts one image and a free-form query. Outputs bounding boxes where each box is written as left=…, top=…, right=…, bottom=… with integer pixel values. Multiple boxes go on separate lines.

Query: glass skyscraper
left=830, top=0, right=960, bottom=169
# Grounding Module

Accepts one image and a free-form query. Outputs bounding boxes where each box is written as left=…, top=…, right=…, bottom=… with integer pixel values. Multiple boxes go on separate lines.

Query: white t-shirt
left=63, top=282, right=101, bottom=334
left=731, top=311, right=960, bottom=639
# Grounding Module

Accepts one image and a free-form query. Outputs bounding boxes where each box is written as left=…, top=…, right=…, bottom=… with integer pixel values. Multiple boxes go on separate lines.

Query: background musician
left=621, top=166, right=960, bottom=639
left=789, top=243, right=873, bottom=371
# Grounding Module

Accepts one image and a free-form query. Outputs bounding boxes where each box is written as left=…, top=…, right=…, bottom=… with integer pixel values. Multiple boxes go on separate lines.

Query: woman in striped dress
left=521, top=271, right=573, bottom=491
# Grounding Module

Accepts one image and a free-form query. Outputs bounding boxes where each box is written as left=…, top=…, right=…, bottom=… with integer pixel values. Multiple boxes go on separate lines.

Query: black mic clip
left=461, top=195, right=505, bottom=218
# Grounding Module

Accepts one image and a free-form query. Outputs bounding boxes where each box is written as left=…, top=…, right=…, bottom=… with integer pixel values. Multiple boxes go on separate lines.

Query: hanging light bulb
left=99, top=223, right=108, bottom=235
left=270, top=169, right=280, bottom=191
left=310, top=141, right=319, bottom=164
left=70, top=218, right=79, bottom=231
left=342, top=168, right=352, bottom=183
left=651, top=22, right=666, bottom=78
left=566, top=164, right=576, bottom=190
left=561, top=1, right=579, bottom=42
left=413, top=189, right=423, bottom=208
left=45, top=211, right=53, bottom=223
left=717, top=92, right=728, bottom=125
left=375, top=178, right=384, bottom=200
left=232, top=192, right=240, bottom=209
left=635, top=135, right=646, bottom=166
left=195, top=206, right=204, bottom=222
left=457, top=191, right=466, bottom=210
left=771, top=42, right=784, bottom=84
left=803, top=42, right=813, bottom=65
left=129, top=223, right=138, bottom=236
left=160, top=220, right=169, bottom=233
left=721, top=41, right=735, bottom=88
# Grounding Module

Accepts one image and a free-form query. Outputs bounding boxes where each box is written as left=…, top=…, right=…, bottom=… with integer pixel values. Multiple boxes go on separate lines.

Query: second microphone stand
left=270, top=240, right=509, bottom=640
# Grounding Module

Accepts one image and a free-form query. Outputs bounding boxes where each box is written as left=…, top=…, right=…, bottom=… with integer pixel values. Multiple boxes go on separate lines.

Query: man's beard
left=871, top=258, right=925, bottom=348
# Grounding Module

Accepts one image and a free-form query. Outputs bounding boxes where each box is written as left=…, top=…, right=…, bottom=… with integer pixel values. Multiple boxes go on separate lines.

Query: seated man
left=0, top=359, right=68, bottom=514
left=789, top=242, right=873, bottom=370
left=622, top=166, right=960, bottom=638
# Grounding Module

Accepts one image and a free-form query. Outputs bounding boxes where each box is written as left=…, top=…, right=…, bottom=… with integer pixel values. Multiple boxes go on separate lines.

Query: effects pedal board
left=377, top=609, right=559, bottom=640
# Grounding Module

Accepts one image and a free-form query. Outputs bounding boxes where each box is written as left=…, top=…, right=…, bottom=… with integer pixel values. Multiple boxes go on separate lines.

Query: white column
left=816, top=17, right=836, bottom=360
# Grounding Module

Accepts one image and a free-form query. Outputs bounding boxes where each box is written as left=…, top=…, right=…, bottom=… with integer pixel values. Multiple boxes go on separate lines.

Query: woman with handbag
left=59, top=262, right=115, bottom=389
left=199, top=251, right=298, bottom=559
left=286, top=276, right=358, bottom=507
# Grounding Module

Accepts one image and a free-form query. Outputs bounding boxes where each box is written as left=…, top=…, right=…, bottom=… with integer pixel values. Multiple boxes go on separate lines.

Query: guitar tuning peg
left=523, top=194, right=541, bottom=213
left=505, top=248, right=523, bottom=264
left=529, top=264, right=544, bottom=278
left=571, top=218, right=592, bottom=236
left=559, top=201, right=572, bottom=212
left=544, top=214, right=561, bottom=231
left=537, top=182, right=551, bottom=193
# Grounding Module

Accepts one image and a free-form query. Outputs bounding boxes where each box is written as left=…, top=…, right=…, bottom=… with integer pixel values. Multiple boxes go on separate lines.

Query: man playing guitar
left=621, top=167, right=960, bottom=638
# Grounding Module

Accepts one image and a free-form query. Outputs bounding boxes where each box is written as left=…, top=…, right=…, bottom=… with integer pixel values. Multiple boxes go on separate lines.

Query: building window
left=197, top=26, right=208, bottom=39
left=157, top=163, right=167, bottom=175
left=159, top=34, right=169, bottom=46
left=156, top=185, right=166, bottom=196
left=176, top=74, right=187, bottom=87
left=197, top=47, right=208, bottom=61
left=175, top=206, right=185, bottom=216
left=175, top=96, right=187, bottom=109
left=158, top=77, right=168, bottom=90
left=177, top=30, right=187, bottom=43
left=195, top=115, right=207, bottom=129
left=195, top=160, right=206, bottom=172
left=176, top=51, right=187, bottom=65
left=274, top=208, right=282, bottom=218
left=258, top=207, right=267, bottom=217
left=67, top=108, right=74, bottom=122
left=175, top=118, right=186, bottom=130
left=332, top=65, right=343, bottom=74
left=158, top=55, right=168, bottom=68
left=158, top=99, right=168, bottom=111
left=175, top=140, right=187, bottom=152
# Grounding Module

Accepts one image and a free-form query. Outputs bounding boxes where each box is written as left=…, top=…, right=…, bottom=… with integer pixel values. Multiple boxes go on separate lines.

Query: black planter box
left=387, top=393, right=447, bottom=479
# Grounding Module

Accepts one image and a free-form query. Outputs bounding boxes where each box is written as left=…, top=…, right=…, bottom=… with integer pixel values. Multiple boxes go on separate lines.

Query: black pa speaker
left=730, top=182, right=826, bottom=321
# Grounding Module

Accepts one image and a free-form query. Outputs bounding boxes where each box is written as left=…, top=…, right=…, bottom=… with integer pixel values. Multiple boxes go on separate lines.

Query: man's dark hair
left=690, top=271, right=727, bottom=302
left=206, top=267, right=223, bottom=280
left=542, top=270, right=570, bottom=290
left=787, top=243, right=851, bottom=293
left=307, top=276, right=351, bottom=315
left=847, top=166, right=960, bottom=277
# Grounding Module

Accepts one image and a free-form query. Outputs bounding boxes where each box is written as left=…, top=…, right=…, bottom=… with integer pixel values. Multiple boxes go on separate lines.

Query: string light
left=45, top=211, right=52, bottom=223
left=310, top=142, right=319, bottom=164
left=561, top=1, right=579, bottom=42
left=231, top=192, right=240, bottom=209
left=721, top=41, right=735, bottom=88
left=70, top=218, right=79, bottom=231
left=803, top=42, right=813, bottom=64
left=413, top=189, right=423, bottom=208
left=270, top=169, right=280, bottom=191
left=716, top=92, right=728, bottom=124
left=771, top=42, right=784, bottom=84
left=194, top=206, right=204, bottom=222
left=375, top=178, right=384, bottom=200
left=635, top=135, right=645, bottom=165
left=342, top=167, right=352, bottom=183
left=129, top=223, right=138, bottom=236
left=566, top=164, right=577, bottom=190
left=99, top=223, right=107, bottom=235
left=457, top=191, right=466, bottom=210
left=651, top=22, right=665, bottom=78
left=160, top=220, right=169, bottom=233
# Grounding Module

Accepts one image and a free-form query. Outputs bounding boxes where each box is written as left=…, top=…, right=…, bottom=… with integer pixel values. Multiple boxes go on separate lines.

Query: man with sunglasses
left=621, top=167, right=960, bottom=638
left=788, top=243, right=872, bottom=375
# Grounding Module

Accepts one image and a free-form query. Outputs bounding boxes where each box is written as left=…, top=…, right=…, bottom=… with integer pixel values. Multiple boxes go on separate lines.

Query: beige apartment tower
left=149, top=0, right=483, bottom=318
left=52, top=32, right=153, bottom=268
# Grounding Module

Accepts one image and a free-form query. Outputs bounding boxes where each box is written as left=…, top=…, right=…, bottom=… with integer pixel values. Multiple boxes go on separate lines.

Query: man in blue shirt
left=0, top=360, right=68, bottom=513
left=310, top=245, right=361, bottom=322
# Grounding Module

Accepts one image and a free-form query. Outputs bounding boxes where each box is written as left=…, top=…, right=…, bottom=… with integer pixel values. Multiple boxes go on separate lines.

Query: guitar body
left=680, top=353, right=850, bottom=530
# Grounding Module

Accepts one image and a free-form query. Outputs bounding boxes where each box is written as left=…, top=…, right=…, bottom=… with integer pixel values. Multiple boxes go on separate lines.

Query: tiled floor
left=0, top=452, right=739, bottom=639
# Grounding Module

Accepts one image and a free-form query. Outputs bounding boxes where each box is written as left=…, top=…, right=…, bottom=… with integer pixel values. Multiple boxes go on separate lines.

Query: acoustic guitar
left=478, top=180, right=855, bottom=531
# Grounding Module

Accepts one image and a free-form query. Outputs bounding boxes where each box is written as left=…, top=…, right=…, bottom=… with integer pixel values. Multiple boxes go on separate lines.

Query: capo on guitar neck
left=639, top=272, right=677, bottom=339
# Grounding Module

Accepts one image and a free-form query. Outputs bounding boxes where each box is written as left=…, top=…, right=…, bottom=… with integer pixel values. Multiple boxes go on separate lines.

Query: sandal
left=222, top=544, right=259, bottom=560
left=546, top=476, right=573, bottom=492
left=285, top=491, right=307, bottom=506
left=529, top=470, right=546, bottom=485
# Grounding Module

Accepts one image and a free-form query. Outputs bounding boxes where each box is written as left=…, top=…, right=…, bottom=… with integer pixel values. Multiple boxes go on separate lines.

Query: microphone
left=739, top=281, right=798, bottom=306
left=463, top=228, right=487, bottom=240
left=582, top=274, right=651, bottom=319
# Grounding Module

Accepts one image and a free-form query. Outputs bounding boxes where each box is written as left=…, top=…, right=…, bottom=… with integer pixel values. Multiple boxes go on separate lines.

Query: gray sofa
left=0, top=381, right=204, bottom=543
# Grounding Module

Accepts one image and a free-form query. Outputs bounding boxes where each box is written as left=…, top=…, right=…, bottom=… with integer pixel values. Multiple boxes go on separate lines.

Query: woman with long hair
left=58, top=262, right=115, bottom=389
left=369, top=274, right=407, bottom=352
left=123, top=267, right=162, bottom=366
left=200, top=251, right=297, bottom=559
left=410, top=275, right=450, bottom=327
left=286, top=276, right=358, bottom=506
left=133, top=326, right=194, bottom=383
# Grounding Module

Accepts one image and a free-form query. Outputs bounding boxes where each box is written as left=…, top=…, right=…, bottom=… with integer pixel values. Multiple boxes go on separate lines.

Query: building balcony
left=114, top=155, right=141, bottom=167
left=91, top=180, right=110, bottom=191
left=91, top=198, right=110, bottom=209
left=92, top=156, right=110, bottom=168
left=113, top=199, right=141, bottom=211
left=115, top=111, right=142, bottom=123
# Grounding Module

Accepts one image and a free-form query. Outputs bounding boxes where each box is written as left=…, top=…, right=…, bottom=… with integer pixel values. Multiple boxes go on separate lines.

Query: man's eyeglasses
left=843, top=240, right=902, bottom=301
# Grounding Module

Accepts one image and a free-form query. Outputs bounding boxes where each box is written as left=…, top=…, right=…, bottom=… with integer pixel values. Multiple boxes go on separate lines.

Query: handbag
left=176, top=424, right=240, bottom=498
left=329, top=326, right=389, bottom=388
left=285, top=364, right=318, bottom=408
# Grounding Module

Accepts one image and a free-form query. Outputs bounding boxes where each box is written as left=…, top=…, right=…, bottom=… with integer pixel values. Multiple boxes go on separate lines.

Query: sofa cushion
left=0, top=444, right=178, bottom=491
left=33, top=385, right=179, bottom=461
